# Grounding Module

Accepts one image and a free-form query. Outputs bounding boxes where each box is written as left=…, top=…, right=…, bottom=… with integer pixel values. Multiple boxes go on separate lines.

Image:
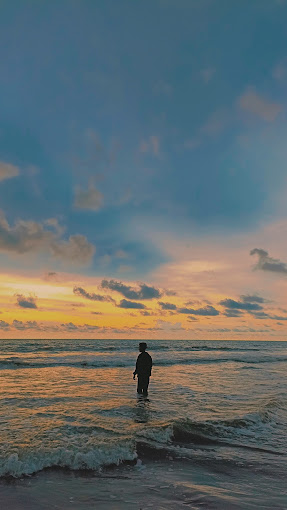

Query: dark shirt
left=135, top=352, right=152, bottom=377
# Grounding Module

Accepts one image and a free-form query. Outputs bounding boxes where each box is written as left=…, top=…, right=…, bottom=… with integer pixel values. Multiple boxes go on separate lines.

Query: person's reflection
left=133, top=395, right=150, bottom=423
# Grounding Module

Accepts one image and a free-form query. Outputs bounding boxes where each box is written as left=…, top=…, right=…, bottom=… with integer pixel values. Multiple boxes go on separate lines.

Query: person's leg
left=137, top=376, right=143, bottom=394
left=142, top=376, right=150, bottom=396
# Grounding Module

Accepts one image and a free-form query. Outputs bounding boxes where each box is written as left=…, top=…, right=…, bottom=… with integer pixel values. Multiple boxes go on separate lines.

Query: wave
left=136, top=414, right=285, bottom=458
left=0, top=355, right=286, bottom=370
left=182, top=346, right=260, bottom=352
left=0, top=359, right=128, bottom=370
left=1, top=408, right=285, bottom=479
left=0, top=441, right=137, bottom=478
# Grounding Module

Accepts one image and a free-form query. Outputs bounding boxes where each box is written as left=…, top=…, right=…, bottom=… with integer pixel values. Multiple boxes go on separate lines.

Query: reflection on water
left=133, top=396, right=151, bottom=424
left=0, top=338, right=286, bottom=501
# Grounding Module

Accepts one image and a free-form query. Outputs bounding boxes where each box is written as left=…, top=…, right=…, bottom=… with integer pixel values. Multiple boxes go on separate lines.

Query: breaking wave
left=0, top=441, right=136, bottom=478
left=1, top=401, right=285, bottom=478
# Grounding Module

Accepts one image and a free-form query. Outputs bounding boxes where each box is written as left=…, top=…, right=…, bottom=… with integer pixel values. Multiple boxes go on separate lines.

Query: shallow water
left=0, top=339, right=286, bottom=508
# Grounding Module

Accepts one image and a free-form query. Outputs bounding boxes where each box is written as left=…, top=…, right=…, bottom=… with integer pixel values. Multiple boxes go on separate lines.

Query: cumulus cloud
left=250, top=248, right=287, bottom=275
left=74, top=184, right=104, bottom=211
left=60, top=322, right=101, bottom=332
left=15, top=294, right=37, bottom=309
left=0, top=162, right=20, bottom=182
left=117, top=299, right=146, bottom=309
left=6, top=321, right=102, bottom=332
left=178, top=305, right=219, bottom=316
left=101, top=279, right=161, bottom=300
left=61, top=322, right=78, bottom=331
left=0, top=320, right=9, bottom=329
left=158, top=301, right=177, bottom=310
left=73, top=286, right=115, bottom=303
left=238, top=90, right=282, bottom=121
left=219, top=298, right=263, bottom=311
left=13, top=320, right=40, bottom=330
left=0, top=211, right=95, bottom=265
left=81, top=324, right=101, bottom=331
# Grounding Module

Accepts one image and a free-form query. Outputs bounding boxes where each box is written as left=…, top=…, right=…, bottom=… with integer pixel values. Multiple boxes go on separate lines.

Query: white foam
left=0, top=442, right=137, bottom=478
left=137, top=425, right=173, bottom=444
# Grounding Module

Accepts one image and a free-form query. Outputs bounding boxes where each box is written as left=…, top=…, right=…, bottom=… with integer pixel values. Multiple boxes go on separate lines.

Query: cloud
left=238, top=90, right=282, bottom=121
left=118, top=265, right=133, bottom=273
left=117, top=299, right=146, bottom=309
left=0, top=320, right=9, bottom=329
left=60, top=322, right=100, bottom=332
left=156, top=319, right=183, bottom=331
left=29, top=322, right=101, bottom=333
left=251, top=311, right=287, bottom=321
left=164, top=289, right=177, bottom=296
left=223, top=309, right=243, bottom=318
left=272, top=315, right=287, bottom=321
left=13, top=320, right=40, bottom=330
left=115, top=249, right=128, bottom=259
left=183, top=138, right=201, bottom=150
left=139, top=136, right=160, bottom=156
left=74, top=184, right=104, bottom=211
left=240, top=294, right=266, bottom=304
left=15, top=294, right=37, bottom=309
left=101, top=279, right=161, bottom=300
left=250, top=248, right=287, bottom=274
left=43, top=271, right=59, bottom=281
left=219, top=298, right=263, bottom=311
left=0, top=211, right=95, bottom=264
left=61, top=322, right=78, bottom=331
left=73, top=286, right=115, bottom=303
left=158, top=301, right=177, bottom=310
left=81, top=324, right=101, bottom=331
left=0, top=162, right=20, bottom=182
left=50, top=235, right=95, bottom=264
left=178, top=305, right=220, bottom=316
left=193, top=326, right=271, bottom=334
left=273, top=60, right=287, bottom=81
left=250, top=311, right=270, bottom=319
left=201, top=109, right=229, bottom=136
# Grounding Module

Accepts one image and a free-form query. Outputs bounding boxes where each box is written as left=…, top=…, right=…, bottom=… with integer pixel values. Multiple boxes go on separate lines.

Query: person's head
left=139, top=342, right=147, bottom=352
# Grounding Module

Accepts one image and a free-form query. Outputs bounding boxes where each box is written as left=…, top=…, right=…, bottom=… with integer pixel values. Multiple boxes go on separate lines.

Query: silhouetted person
left=133, top=342, right=152, bottom=396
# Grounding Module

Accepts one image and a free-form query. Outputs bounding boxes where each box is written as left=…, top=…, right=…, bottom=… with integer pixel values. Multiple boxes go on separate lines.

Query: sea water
left=0, top=339, right=286, bottom=508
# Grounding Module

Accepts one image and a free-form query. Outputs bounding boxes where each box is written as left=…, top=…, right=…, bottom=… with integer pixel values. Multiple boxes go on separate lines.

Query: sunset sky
left=1, top=0, right=287, bottom=339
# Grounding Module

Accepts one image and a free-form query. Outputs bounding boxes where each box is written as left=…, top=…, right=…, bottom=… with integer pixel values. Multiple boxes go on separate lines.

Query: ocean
left=0, top=339, right=286, bottom=509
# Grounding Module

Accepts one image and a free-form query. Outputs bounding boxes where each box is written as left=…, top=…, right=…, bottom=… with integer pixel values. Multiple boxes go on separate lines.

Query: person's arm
left=133, top=356, right=139, bottom=379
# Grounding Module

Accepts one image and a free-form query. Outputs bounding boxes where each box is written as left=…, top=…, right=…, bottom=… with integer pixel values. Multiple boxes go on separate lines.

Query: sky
left=1, top=0, right=287, bottom=339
